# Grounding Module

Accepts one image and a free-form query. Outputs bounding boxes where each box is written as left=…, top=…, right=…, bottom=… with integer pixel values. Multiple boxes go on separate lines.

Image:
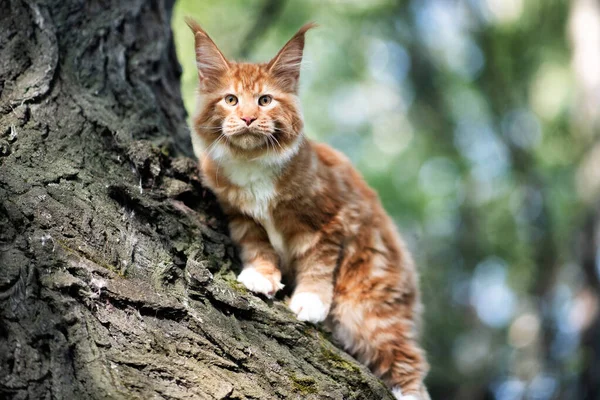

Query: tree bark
left=0, top=1, right=392, bottom=399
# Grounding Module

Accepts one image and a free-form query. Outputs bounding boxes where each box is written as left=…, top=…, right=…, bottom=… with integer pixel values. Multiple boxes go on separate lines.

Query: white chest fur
left=261, top=215, right=286, bottom=260
left=196, top=136, right=302, bottom=262
left=219, top=153, right=288, bottom=259
left=222, top=156, right=278, bottom=219
left=229, top=168, right=288, bottom=259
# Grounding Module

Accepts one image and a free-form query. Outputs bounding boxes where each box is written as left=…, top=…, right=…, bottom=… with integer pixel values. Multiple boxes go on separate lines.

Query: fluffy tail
left=373, top=336, right=430, bottom=399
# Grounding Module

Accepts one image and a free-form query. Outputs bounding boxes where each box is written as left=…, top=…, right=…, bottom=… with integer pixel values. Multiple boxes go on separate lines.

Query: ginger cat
left=186, top=19, right=430, bottom=400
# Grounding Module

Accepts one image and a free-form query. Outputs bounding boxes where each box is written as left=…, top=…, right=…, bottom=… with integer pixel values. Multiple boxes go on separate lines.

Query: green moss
left=317, top=333, right=359, bottom=373
left=219, top=272, right=248, bottom=294
left=159, top=145, right=170, bottom=157
left=227, top=279, right=248, bottom=294
left=321, top=346, right=359, bottom=372
left=290, top=374, right=318, bottom=394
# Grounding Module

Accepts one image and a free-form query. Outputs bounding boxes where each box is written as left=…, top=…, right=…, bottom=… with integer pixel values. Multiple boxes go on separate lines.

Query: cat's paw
left=237, top=268, right=283, bottom=298
left=289, top=292, right=329, bottom=323
left=392, top=388, right=421, bottom=400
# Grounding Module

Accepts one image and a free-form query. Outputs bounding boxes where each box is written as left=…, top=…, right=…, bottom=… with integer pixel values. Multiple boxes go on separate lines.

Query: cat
left=186, top=18, right=430, bottom=400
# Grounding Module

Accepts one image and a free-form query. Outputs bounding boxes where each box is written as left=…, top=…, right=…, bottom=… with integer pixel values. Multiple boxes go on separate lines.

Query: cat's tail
left=375, top=337, right=430, bottom=400
left=332, top=311, right=430, bottom=399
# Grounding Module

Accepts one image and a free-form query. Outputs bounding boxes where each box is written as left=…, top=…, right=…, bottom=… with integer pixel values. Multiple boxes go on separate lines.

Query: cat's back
left=309, top=140, right=377, bottom=201
left=310, top=141, right=351, bottom=167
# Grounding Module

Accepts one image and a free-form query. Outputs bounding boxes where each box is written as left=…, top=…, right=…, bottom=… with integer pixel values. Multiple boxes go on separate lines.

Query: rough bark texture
left=0, top=0, right=393, bottom=399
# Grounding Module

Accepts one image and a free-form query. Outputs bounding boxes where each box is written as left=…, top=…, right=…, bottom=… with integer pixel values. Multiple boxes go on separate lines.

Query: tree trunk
left=0, top=1, right=392, bottom=399
left=577, top=207, right=600, bottom=400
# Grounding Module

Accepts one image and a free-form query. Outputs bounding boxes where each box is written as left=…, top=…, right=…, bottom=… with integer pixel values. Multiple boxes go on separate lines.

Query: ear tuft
left=185, top=17, right=229, bottom=88
left=184, top=17, right=205, bottom=36
left=267, top=22, right=317, bottom=93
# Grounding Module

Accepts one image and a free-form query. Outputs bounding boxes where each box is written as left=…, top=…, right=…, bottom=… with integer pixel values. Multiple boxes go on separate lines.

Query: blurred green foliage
left=172, top=0, right=598, bottom=398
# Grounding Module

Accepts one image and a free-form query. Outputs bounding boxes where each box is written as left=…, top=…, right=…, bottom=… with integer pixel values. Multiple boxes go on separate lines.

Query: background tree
left=173, top=0, right=600, bottom=399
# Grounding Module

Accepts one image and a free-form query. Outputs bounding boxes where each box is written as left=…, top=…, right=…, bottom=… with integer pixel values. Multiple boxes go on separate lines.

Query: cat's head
left=187, top=19, right=314, bottom=161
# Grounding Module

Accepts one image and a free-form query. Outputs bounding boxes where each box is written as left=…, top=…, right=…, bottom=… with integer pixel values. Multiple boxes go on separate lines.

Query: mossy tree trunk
left=0, top=0, right=392, bottom=399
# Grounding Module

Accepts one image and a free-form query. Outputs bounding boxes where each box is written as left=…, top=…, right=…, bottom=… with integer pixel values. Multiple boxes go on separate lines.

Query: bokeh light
left=172, top=0, right=598, bottom=398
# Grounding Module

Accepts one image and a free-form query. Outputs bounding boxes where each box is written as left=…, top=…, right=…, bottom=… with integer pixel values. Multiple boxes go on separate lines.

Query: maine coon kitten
left=186, top=19, right=430, bottom=400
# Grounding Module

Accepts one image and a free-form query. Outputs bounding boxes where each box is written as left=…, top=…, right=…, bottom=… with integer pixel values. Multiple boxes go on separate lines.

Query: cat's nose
left=241, top=116, right=257, bottom=126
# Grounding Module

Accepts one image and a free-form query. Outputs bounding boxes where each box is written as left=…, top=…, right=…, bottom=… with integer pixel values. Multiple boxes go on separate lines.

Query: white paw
left=392, top=388, right=419, bottom=400
left=289, top=292, right=329, bottom=323
left=237, top=268, right=283, bottom=298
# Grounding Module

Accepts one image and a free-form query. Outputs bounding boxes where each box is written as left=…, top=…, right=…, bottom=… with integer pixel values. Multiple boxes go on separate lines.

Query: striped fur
left=187, top=19, right=430, bottom=399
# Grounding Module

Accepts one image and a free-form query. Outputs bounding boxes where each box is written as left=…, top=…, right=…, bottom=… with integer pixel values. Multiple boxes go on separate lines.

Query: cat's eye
left=224, top=95, right=238, bottom=106
left=258, top=95, right=272, bottom=106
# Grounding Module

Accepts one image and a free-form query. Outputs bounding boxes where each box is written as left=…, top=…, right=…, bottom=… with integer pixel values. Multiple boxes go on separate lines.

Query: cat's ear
left=185, top=18, right=229, bottom=88
left=267, top=23, right=316, bottom=93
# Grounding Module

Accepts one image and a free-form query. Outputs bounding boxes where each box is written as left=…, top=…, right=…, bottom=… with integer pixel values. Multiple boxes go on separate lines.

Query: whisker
left=269, top=134, right=283, bottom=151
left=213, top=134, right=229, bottom=186
left=205, top=134, right=223, bottom=156
left=272, top=127, right=289, bottom=136
left=266, top=135, right=273, bottom=157
left=205, top=133, right=228, bottom=164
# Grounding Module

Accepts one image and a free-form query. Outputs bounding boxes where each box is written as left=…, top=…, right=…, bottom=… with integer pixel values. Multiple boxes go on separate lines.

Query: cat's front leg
left=229, top=213, right=283, bottom=298
left=289, top=240, right=338, bottom=323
